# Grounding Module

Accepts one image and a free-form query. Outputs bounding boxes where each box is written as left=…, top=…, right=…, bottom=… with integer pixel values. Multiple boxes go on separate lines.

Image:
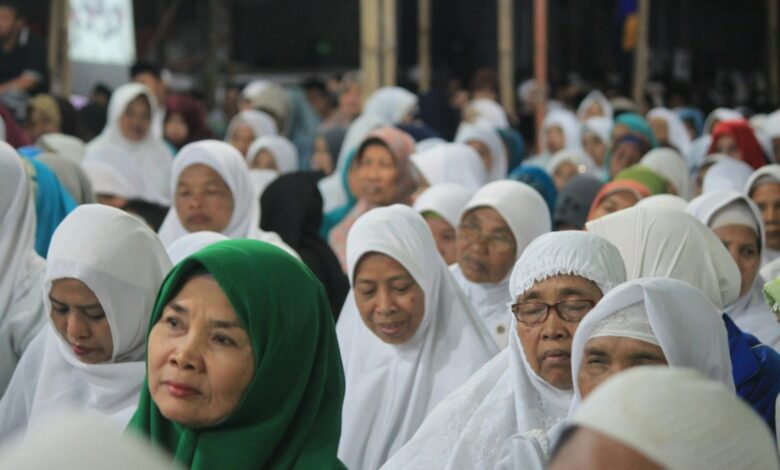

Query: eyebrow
left=584, top=347, right=609, bottom=357
left=628, top=351, right=666, bottom=362
left=49, top=295, right=102, bottom=310
left=210, top=319, right=244, bottom=329
left=356, top=274, right=412, bottom=284
left=520, top=287, right=590, bottom=301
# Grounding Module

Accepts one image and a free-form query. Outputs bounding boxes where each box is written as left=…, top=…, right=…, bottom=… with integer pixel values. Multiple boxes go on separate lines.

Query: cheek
left=517, top=327, right=541, bottom=369
left=50, top=313, right=67, bottom=336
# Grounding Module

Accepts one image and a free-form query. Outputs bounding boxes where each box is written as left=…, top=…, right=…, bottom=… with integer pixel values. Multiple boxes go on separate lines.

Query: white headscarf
left=547, top=149, right=600, bottom=179
left=467, top=99, right=510, bottom=128
left=587, top=206, right=741, bottom=310
left=156, top=140, right=297, bottom=257
left=576, top=90, right=613, bottom=121
left=165, top=231, right=229, bottom=265
left=224, top=110, right=278, bottom=142
left=363, top=87, right=418, bottom=124
left=86, top=83, right=172, bottom=205
left=244, top=135, right=299, bottom=173
left=413, top=184, right=474, bottom=229
left=647, top=107, right=693, bottom=156
left=640, top=147, right=692, bottom=199
left=764, top=110, right=780, bottom=141
left=382, top=231, right=626, bottom=470
left=410, top=143, right=487, bottom=190
left=687, top=190, right=780, bottom=350
left=0, top=205, right=172, bottom=441
left=635, top=194, right=689, bottom=211
left=569, top=367, right=778, bottom=470
left=581, top=116, right=612, bottom=149
left=540, top=109, right=582, bottom=153
left=81, top=143, right=146, bottom=201
left=451, top=181, right=552, bottom=347
left=745, top=164, right=780, bottom=265
left=336, top=205, right=498, bottom=470
left=38, top=133, right=86, bottom=164
left=702, top=158, right=755, bottom=194
left=455, top=123, right=508, bottom=181
left=569, top=277, right=734, bottom=414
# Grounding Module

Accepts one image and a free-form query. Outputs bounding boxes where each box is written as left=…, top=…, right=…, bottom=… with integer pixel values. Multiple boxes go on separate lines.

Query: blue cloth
left=24, top=157, right=77, bottom=258
left=676, top=106, right=704, bottom=138
left=508, top=166, right=557, bottom=216
left=723, top=314, right=780, bottom=436
left=319, top=148, right=358, bottom=239
left=498, top=128, right=527, bottom=172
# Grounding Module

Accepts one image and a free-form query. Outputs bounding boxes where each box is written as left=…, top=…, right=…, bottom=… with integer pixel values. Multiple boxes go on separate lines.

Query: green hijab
left=127, top=239, right=346, bottom=469
left=614, top=165, right=670, bottom=195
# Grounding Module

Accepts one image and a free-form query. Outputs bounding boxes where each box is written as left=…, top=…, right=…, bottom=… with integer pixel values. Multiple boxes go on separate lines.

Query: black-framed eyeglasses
left=511, top=299, right=596, bottom=326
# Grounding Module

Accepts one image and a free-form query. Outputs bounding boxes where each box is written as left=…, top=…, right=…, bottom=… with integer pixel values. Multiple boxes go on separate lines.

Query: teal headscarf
left=319, top=148, right=358, bottom=239
left=614, top=112, right=658, bottom=148
left=128, top=240, right=346, bottom=469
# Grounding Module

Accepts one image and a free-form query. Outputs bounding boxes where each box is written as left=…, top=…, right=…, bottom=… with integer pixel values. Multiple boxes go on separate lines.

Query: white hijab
left=454, top=123, right=508, bottom=182
left=336, top=205, right=498, bottom=470
left=156, top=140, right=297, bottom=257
left=586, top=206, right=741, bottom=310
left=451, top=181, right=551, bottom=348
left=38, top=133, right=86, bottom=164
left=86, top=83, right=172, bottom=205
left=702, top=157, right=755, bottom=194
left=540, top=109, right=582, bottom=153
left=410, top=143, right=487, bottom=190
left=547, top=149, right=600, bottom=179
left=244, top=135, right=299, bottom=173
left=576, top=90, right=613, bottom=121
left=0, top=205, right=172, bottom=441
left=413, top=184, right=474, bottom=229
left=640, top=147, right=691, bottom=199
left=165, top=231, right=229, bottom=265
left=382, top=231, right=626, bottom=470
left=581, top=116, right=612, bottom=149
left=745, top=164, right=780, bottom=264
left=363, top=87, right=418, bottom=124
left=687, top=190, right=780, bottom=350
left=647, top=107, right=693, bottom=156
left=635, top=194, right=689, bottom=211
left=81, top=143, right=146, bottom=201
left=466, top=99, right=510, bottom=128
left=224, top=110, right=278, bottom=142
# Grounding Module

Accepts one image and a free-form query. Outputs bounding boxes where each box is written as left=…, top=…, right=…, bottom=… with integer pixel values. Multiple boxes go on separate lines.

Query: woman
left=553, top=176, right=603, bottom=230
left=0, top=143, right=46, bottom=396
left=0, top=204, right=171, bottom=441
left=546, top=149, right=600, bottom=191
left=362, top=86, right=418, bottom=125
left=745, top=164, right=780, bottom=264
left=86, top=83, right=172, bottom=205
left=576, top=90, right=613, bottom=121
left=328, top=127, right=417, bottom=271
left=310, top=127, right=347, bottom=176
left=586, top=180, right=652, bottom=222
left=128, top=240, right=346, bottom=469
left=452, top=180, right=551, bottom=347
left=687, top=190, right=780, bottom=350
left=709, top=119, right=767, bottom=170
left=410, top=142, right=487, bottom=191
left=382, top=231, right=626, bottom=470
left=157, top=140, right=296, bottom=258
left=580, top=117, right=611, bottom=169
left=640, top=147, right=691, bottom=199
left=163, top=94, right=213, bottom=151
left=413, top=184, right=474, bottom=265
left=337, top=205, right=498, bottom=469
left=224, top=110, right=278, bottom=156
left=454, top=123, right=508, bottom=181
left=244, top=135, right=299, bottom=173
left=525, top=109, right=582, bottom=169
left=261, top=172, right=350, bottom=317
left=647, top=107, right=692, bottom=155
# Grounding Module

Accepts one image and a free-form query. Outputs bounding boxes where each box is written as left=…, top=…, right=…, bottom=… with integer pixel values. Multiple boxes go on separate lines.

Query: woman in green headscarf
left=127, top=239, right=346, bottom=469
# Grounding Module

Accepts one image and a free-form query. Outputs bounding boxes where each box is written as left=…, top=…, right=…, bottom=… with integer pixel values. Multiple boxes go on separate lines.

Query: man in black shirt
left=0, top=1, right=47, bottom=119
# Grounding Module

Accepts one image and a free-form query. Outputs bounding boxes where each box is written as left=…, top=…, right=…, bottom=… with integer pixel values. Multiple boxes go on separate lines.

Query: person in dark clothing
left=0, top=1, right=47, bottom=119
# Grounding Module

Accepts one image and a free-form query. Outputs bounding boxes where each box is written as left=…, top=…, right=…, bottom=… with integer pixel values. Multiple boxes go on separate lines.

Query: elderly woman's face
left=353, top=253, right=425, bottom=344
left=119, top=95, right=151, bottom=142
left=609, top=141, right=642, bottom=177
left=228, top=124, right=255, bottom=156
left=175, top=164, right=235, bottom=234
left=456, top=207, right=517, bottom=284
left=49, top=278, right=113, bottom=364
left=714, top=134, right=741, bottom=160
left=358, top=143, right=401, bottom=206
left=148, top=275, right=254, bottom=428
left=713, top=224, right=760, bottom=298
left=514, top=275, right=603, bottom=389
left=577, top=336, right=667, bottom=399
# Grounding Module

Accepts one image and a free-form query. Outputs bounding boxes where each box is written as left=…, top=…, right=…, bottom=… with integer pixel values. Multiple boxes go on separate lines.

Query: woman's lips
left=540, top=349, right=571, bottom=365
left=71, top=344, right=94, bottom=356
left=462, top=256, right=487, bottom=274
left=186, top=214, right=210, bottom=225
left=376, top=321, right=405, bottom=337
left=163, top=380, right=202, bottom=398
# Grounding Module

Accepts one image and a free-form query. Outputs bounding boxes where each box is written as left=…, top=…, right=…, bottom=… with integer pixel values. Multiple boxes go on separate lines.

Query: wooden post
left=47, top=0, right=71, bottom=96
left=632, top=0, right=650, bottom=106
left=769, top=0, right=779, bottom=106
left=381, top=0, right=397, bottom=86
left=360, top=0, right=381, bottom=99
left=498, top=0, right=516, bottom=113
left=533, top=0, right=548, bottom=143
left=418, top=0, right=432, bottom=93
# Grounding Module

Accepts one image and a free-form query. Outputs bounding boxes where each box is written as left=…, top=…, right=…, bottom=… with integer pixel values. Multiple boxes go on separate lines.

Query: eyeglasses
left=458, top=221, right=516, bottom=252
left=511, top=299, right=596, bottom=326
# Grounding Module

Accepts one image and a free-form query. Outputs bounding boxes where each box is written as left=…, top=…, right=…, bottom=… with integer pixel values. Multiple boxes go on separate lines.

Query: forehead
left=170, top=275, right=239, bottom=321
left=520, top=275, right=602, bottom=300
left=462, top=206, right=509, bottom=229
left=584, top=336, right=663, bottom=356
left=178, top=163, right=227, bottom=185
left=354, top=252, right=413, bottom=281
left=752, top=181, right=780, bottom=199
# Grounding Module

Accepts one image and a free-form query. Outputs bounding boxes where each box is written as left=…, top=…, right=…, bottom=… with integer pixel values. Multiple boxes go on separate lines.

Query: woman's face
left=423, top=213, right=457, bottom=265
left=583, top=103, right=604, bottom=120
left=175, top=164, right=235, bottom=233
left=358, top=143, right=400, bottom=205
left=353, top=253, right=425, bottom=344
left=582, top=132, right=606, bottom=167
left=649, top=117, right=669, bottom=145
left=49, top=278, right=113, bottom=364
left=228, top=124, right=255, bottom=156
left=553, top=161, right=579, bottom=191
left=466, top=140, right=493, bottom=172
left=609, top=141, right=643, bottom=177
left=250, top=149, right=278, bottom=170
left=577, top=336, right=667, bottom=399
left=545, top=126, right=566, bottom=154
left=119, top=95, right=152, bottom=142
left=164, top=112, right=189, bottom=147
left=714, top=134, right=741, bottom=160
left=589, top=190, right=639, bottom=221
left=713, top=224, right=760, bottom=298
left=310, top=136, right=334, bottom=175
left=339, top=83, right=362, bottom=119
left=148, top=275, right=255, bottom=428
left=456, top=207, right=517, bottom=283
left=752, top=182, right=780, bottom=250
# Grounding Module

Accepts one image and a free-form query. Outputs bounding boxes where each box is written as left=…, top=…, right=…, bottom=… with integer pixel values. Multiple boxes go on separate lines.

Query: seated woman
left=86, top=83, right=172, bottom=205
left=0, top=143, right=46, bottom=396
left=523, top=109, right=581, bottom=170
left=336, top=205, right=498, bottom=469
left=452, top=180, right=552, bottom=347
left=454, top=123, right=508, bottom=181
left=224, top=109, right=278, bottom=156
left=157, top=140, right=297, bottom=258
left=647, top=107, right=692, bottom=155
left=0, top=204, right=171, bottom=442
left=127, top=239, right=345, bottom=469
left=580, top=117, right=611, bottom=169
left=413, top=184, right=474, bottom=265
left=163, top=94, right=213, bottom=152
left=328, top=126, right=417, bottom=271
left=586, top=180, right=652, bottom=222
left=383, top=231, right=627, bottom=470
left=687, top=190, right=780, bottom=350
left=709, top=119, right=767, bottom=170
left=746, top=164, right=780, bottom=265
left=244, top=135, right=299, bottom=173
